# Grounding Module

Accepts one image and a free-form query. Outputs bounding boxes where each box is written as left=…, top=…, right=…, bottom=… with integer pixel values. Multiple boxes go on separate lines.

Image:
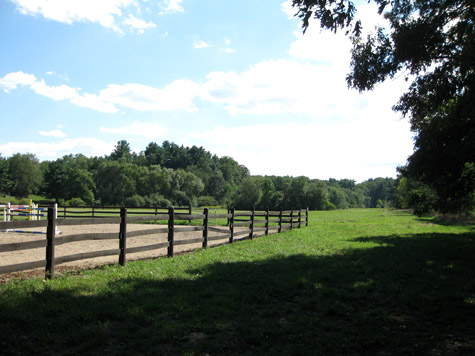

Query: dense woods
left=1, top=140, right=402, bottom=211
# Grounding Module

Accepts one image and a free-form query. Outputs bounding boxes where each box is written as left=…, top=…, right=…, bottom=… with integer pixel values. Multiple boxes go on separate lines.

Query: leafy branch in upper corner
left=292, top=0, right=475, bottom=213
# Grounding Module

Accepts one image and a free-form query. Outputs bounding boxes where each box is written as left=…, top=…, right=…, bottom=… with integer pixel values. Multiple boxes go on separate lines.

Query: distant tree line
left=233, top=176, right=396, bottom=210
left=2, top=140, right=470, bottom=214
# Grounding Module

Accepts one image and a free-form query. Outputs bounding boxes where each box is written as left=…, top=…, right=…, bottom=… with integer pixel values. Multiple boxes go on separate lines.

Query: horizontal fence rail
left=47, top=205, right=193, bottom=219
left=0, top=207, right=309, bottom=279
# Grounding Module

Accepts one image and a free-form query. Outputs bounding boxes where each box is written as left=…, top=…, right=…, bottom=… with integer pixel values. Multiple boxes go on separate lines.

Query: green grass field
left=0, top=209, right=474, bottom=355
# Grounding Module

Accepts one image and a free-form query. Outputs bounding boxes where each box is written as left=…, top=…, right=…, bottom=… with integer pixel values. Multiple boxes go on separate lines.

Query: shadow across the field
left=1, top=232, right=474, bottom=356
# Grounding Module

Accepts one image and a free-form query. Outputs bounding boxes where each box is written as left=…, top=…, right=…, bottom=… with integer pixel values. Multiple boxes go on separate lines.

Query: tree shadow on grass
left=1, top=232, right=474, bottom=356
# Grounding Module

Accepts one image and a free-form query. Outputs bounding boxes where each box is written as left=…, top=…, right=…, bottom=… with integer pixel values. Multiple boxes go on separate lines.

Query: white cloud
left=193, top=40, right=211, bottom=49
left=159, top=0, right=184, bottom=14
left=189, top=117, right=413, bottom=181
left=97, top=80, right=201, bottom=111
left=281, top=0, right=296, bottom=19
left=201, top=59, right=358, bottom=117
left=0, top=138, right=114, bottom=160
left=123, top=14, right=156, bottom=33
left=39, top=130, right=68, bottom=138
left=30, top=79, right=79, bottom=100
left=1, top=71, right=202, bottom=113
left=219, top=48, right=236, bottom=54
left=70, top=93, right=119, bottom=113
left=0, top=71, right=37, bottom=92
left=288, top=28, right=351, bottom=66
left=100, top=121, right=168, bottom=138
left=11, top=0, right=158, bottom=33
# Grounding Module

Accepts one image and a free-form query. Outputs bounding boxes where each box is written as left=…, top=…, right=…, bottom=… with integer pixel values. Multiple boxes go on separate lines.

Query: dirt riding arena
left=0, top=223, right=254, bottom=279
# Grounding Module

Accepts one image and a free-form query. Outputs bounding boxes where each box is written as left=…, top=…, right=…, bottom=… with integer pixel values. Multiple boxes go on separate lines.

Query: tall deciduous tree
left=43, top=154, right=95, bottom=204
left=0, top=154, right=12, bottom=194
left=292, top=0, right=475, bottom=212
left=7, top=153, right=42, bottom=197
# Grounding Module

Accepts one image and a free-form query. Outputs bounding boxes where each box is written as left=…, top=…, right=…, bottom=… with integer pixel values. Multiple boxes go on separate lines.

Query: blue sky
left=0, top=0, right=414, bottom=181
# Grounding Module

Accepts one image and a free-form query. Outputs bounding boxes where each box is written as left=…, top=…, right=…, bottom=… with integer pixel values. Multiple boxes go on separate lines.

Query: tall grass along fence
left=0, top=207, right=308, bottom=279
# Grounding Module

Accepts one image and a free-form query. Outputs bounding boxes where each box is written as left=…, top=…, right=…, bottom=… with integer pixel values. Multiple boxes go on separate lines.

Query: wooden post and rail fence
left=0, top=207, right=309, bottom=279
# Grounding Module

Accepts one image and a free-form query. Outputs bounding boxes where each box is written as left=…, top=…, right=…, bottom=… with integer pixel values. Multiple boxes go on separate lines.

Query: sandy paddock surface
left=0, top=223, right=255, bottom=279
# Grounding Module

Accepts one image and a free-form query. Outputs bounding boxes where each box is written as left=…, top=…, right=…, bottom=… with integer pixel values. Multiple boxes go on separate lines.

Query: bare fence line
left=0, top=207, right=309, bottom=279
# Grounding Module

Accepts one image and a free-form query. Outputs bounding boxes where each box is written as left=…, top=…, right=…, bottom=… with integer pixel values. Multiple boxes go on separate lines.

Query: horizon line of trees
left=1, top=140, right=471, bottom=215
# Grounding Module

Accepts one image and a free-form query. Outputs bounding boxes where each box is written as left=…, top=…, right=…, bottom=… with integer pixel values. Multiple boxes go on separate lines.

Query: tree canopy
left=2, top=141, right=398, bottom=211
left=292, top=0, right=475, bottom=212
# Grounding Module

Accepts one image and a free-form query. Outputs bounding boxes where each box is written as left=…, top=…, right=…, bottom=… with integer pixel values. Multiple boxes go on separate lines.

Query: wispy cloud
left=96, top=81, right=201, bottom=112
left=159, top=0, right=184, bottom=15
left=193, top=40, right=211, bottom=49
left=39, top=130, right=68, bottom=138
left=100, top=122, right=169, bottom=138
left=0, top=138, right=114, bottom=159
left=11, top=0, right=160, bottom=34
left=70, top=93, right=119, bottom=113
left=123, top=14, right=156, bottom=33
left=219, top=48, right=235, bottom=54
left=0, top=72, right=201, bottom=113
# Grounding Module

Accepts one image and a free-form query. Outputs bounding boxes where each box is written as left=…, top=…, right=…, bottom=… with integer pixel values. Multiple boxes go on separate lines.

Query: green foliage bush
left=197, top=196, right=218, bottom=207
left=144, top=194, right=172, bottom=208
left=66, top=198, right=86, bottom=207
left=124, top=194, right=146, bottom=208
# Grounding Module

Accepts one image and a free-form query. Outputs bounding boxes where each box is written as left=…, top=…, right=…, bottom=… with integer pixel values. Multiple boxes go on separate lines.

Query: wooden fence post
left=119, top=207, right=127, bottom=266
left=290, top=210, right=294, bottom=230
left=298, top=208, right=302, bottom=228
left=229, top=208, right=235, bottom=244
left=278, top=209, right=282, bottom=233
left=306, top=207, right=309, bottom=226
left=92, top=205, right=95, bottom=218
left=203, top=208, right=209, bottom=249
left=63, top=205, right=66, bottom=219
left=45, top=207, right=56, bottom=279
left=265, top=208, right=269, bottom=236
left=168, top=207, right=175, bottom=257
left=249, top=208, right=255, bottom=240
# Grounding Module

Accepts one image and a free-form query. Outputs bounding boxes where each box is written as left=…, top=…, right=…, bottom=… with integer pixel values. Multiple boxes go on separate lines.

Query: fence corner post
left=203, top=208, right=209, bottom=249
left=229, top=208, right=235, bottom=244
left=168, top=207, right=175, bottom=257
left=119, top=207, right=127, bottom=266
left=45, top=207, right=56, bottom=279
left=249, top=207, right=255, bottom=240
left=306, top=207, right=309, bottom=226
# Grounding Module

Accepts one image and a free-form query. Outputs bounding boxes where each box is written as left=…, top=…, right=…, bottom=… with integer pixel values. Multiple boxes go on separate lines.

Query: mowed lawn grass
left=0, top=210, right=474, bottom=355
